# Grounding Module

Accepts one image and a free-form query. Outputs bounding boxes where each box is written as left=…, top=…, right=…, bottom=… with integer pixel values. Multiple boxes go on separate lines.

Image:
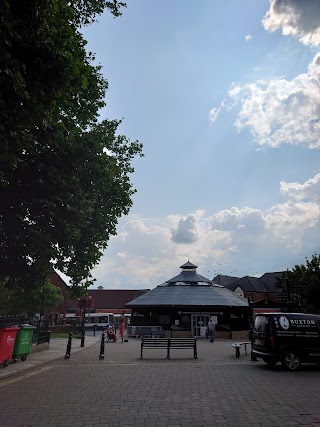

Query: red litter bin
left=0, top=327, right=20, bottom=367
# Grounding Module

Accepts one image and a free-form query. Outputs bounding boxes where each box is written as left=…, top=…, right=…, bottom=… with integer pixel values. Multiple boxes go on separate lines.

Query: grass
left=50, top=332, right=70, bottom=339
left=50, top=332, right=82, bottom=339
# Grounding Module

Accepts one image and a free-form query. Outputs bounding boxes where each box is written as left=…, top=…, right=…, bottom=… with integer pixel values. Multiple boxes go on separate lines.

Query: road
left=0, top=338, right=319, bottom=427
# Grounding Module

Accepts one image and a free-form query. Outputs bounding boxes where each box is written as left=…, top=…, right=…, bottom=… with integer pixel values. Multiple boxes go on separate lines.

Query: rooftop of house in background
left=213, top=272, right=283, bottom=294
left=66, top=289, right=149, bottom=313
left=212, top=274, right=241, bottom=287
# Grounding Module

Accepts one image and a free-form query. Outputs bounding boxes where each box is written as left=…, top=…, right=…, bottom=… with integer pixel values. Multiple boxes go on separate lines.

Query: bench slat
left=140, top=338, right=169, bottom=358
left=168, top=338, right=197, bottom=359
left=140, top=337, right=197, bottom=359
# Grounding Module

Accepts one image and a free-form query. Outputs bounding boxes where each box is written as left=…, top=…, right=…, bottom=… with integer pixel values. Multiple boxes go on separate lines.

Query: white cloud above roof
left=209, top=53, right=320, bottom=149
left=263, top=0, right=320, bottom=46
left=62, top=1, right=320, bottom=291
left=171, top=214, right=200, bottom=243
left=89, top=172, right=320, bottom=288
left=280, top=173, right=320, bottom=201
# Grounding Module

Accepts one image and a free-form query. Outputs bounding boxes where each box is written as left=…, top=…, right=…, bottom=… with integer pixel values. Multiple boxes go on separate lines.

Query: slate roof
left=167, top=271, right=212, bottom=284
left=212, top=275, right=240, bottom=287
left=227, top=276, right=267, bottom=292
left=180, top=261, right=198, bottom=269
left=126, top=284, right=248, bottom=307
left=127, top=261, right=248, bottom=308
left=225, top=272, right=283, bottom=293
left=260, top=272, right=283, bottom=292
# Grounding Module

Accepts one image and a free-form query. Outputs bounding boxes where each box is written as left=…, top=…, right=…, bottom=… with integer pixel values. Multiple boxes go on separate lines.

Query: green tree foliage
left=277, top=254, right=320, bottom=314
left=0, top=278, right=62, bottom=316
left=0, top=0, right=143, bottom=293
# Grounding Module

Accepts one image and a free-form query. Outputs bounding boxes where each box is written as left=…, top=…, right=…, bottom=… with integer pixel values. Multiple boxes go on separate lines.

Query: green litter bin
left=12, top=324, right=36, bottom=362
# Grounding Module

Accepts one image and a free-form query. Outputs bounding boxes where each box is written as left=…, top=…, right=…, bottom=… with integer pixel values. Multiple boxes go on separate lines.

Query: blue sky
left=62, top=0, right=320, bottom=288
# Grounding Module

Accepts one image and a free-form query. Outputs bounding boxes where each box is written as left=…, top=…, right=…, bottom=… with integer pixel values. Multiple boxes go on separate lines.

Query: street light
left=285, top=269, right=291, bottom=311
left=247, top=296, right=257, bottom=361
left=77, top=295, right=95, bottom=347
left=77, top=298, right=86, bottom=348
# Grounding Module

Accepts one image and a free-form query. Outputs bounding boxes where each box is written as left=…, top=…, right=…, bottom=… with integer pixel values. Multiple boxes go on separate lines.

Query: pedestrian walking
left=208, top=320, right=215, bottom=343
left=119, top=319, right=125, bottom=343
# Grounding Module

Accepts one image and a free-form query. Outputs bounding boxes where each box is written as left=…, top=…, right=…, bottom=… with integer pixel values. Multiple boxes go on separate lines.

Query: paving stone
left=0, top=338, right=320, bottom=426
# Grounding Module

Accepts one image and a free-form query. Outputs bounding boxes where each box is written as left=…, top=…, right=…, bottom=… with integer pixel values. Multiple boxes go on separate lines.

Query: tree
left=0, top=1, right=143, bottom=294
left=0, top=278, right=62, bottom=317
left=277, top=254, right=320, bottom=314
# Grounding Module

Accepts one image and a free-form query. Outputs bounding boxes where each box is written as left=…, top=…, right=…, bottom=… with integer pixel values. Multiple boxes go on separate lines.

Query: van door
left=253, top=315, right=271, bottom=350
left=303, top=319, right=320, bottom=363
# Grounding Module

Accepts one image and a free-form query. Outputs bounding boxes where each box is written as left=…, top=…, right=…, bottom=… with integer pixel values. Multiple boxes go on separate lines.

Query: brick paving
left=0, top=337, right=320, bottom=426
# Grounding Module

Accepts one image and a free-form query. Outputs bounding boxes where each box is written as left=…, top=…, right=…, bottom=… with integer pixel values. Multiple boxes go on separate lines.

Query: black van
left=252, top=312, right=320, bottom=371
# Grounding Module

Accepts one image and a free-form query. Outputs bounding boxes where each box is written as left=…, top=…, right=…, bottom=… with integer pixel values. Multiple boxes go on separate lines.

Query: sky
left=61, top=0, right=320, bottom=289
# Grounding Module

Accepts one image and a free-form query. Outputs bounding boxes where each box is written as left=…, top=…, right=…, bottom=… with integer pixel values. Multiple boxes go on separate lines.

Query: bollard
left=99, top=332, right=105, bottom=360
left=80, top=321, right=85, bottom=347
left=64, top=332, right=73, bottom=359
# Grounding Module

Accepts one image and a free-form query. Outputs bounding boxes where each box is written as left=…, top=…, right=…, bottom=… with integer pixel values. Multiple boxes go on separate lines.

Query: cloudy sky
left=64, top=0, right=320, bottom=289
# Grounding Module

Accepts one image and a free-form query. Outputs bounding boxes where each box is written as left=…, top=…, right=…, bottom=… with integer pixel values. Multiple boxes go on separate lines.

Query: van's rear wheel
left=282, top=351, right=301, bottom=371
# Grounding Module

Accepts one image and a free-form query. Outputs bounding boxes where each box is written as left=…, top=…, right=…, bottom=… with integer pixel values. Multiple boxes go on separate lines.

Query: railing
left=33, top=330, right=51, bottom=345
left=0, top=315, right=54, bottom=345
left=128, top=325, right=165, bottom=337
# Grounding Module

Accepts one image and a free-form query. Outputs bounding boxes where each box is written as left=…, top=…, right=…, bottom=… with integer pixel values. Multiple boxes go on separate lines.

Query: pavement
left=0, top=333, right=101, bottom=380
left=0, top=335, right=320, bottom=426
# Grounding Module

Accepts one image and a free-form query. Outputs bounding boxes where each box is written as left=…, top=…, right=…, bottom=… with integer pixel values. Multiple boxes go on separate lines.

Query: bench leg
left=244, top=344, right=248, bottom=355
left=236, top=347, right=240, bottom=358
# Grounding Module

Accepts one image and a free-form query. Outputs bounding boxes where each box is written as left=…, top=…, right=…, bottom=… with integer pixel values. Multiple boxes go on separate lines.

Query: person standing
left=119, top=319, right=125, bottom=343
left=208, top=320, right=215, bottom=343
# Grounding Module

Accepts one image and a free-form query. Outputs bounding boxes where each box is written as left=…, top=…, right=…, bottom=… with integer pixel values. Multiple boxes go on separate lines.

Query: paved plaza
left=0, top=334, right=320, bottom=427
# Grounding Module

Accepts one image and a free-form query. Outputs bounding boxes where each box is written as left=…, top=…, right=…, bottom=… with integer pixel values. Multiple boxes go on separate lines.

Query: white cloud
left=116, top=252, right=126, bottom=258
left=209, top=84, right=240, bottom=124
left=171, top=214, right=200, bottom=243
left=88, top=174, right=320, bottom=288
left=263, top=0, right=320, bottom=46
left=245, top=34, right=252, bottom=41
left=210, top=207, right=266, bottom=234
left=209, top=53, right=320, bottom=149
left=280, top=173, right=320, bottom=201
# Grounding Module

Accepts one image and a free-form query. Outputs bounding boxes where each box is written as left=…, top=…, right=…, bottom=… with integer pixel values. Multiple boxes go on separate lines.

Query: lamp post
left=247, top=296, right=257, bottom=361
left=285, top=269, right=291, bottom=312
left=77, top=295, right=95, bottom=348
left=37, top=279, right=46, bottom=341
left=77, top=298, right=86, bottom=348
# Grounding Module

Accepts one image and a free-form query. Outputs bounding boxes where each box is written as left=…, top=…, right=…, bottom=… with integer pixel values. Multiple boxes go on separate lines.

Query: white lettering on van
left=289, top=319, right=315, bottom=326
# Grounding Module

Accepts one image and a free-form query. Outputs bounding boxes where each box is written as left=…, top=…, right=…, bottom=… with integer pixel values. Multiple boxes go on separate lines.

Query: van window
left=254, top=316, right=269, bottom=332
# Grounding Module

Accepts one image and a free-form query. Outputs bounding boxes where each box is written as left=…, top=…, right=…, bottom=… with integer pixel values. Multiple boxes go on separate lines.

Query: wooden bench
left=140, top=337, right=198, bottom=359
left=232, top=341, right=251, bottom=358
left=140, top=338, right=169, bottom=358
left=168, top=338, right=197, bottom=359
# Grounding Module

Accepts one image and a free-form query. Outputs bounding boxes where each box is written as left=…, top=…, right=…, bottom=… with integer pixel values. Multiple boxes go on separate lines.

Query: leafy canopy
left=0, top=278, right=63, bottom=317
left=0, top=0, right=143, bottom=294
left=277, top=254, right=320, bottom=314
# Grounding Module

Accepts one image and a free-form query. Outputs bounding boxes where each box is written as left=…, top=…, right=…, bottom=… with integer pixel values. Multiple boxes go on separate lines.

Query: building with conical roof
left=127, top=261, right=249, bottom=337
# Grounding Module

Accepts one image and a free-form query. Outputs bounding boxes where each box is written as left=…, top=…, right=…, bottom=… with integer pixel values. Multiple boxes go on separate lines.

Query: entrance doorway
left=192, top=314, right=210, bottom=337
